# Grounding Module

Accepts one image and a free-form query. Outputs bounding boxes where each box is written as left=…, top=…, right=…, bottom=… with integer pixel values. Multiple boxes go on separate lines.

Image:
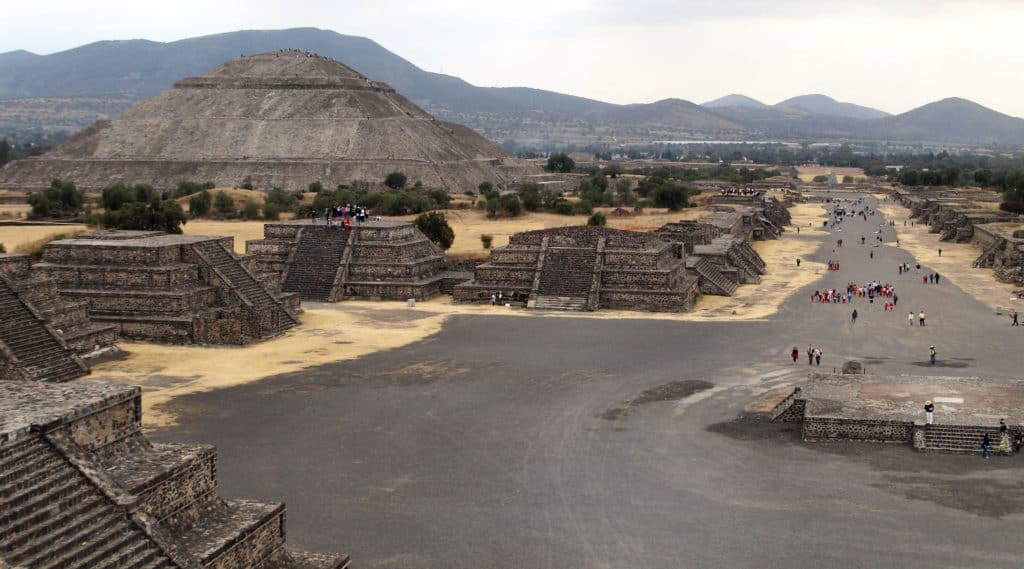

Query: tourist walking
left=807, top=345, right=814, bottom=365
left=814, top=347, right=822, bottom=366
left=924, top=400, right=934, bottom=425
left=791, top=346, right=799, bottom=364
left=1012, top=310, right=1019, bottom=326
left=982, top=434, right=990, bottom=459
left=929, top=345, right=937, bottom=365
left=919, top=310, right=926, bottom=326
left=851, top=309, right=858, bottom=323
left=908, top=312, right=914, bottom=326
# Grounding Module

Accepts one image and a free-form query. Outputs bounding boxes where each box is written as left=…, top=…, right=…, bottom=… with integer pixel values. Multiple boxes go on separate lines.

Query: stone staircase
left=689, top=257, right=739, bottom=296
left=0, top=436, right=174, bottom=568
left=533, top=296, right=588, bottom=311
left=920, top=424, right=1017, bottom=454
left=737, top=241, right=766, bottom=274
left=0, top=275, right=87, bottom=382
left=191, top=240, right=297, bottom=337
left=282, top=228, right=350, bottom=301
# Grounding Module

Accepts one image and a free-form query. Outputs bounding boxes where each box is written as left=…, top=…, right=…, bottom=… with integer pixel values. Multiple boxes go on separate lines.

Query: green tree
left=189, top=190, right=212, bottom=216
left=480, top=234, right=493, bottom=249
left=242, top=201, right=261, bottom=220
left=414, top=211, right=455, bottom=250
left=173, top=180, right=214, bottom=198
left=499, top=194, right=522, bottom=217
left=518, top=182, right=541, bottom=211
left=384, top=171, right=408, bottom=190
left=587, top=211, right=607, bottom=226
left=652, top=184, right=690, bottom=211
left=262, top=202, right=282, bottom=220
left=214, top=191, right=236, bottom=216
left=478, top=181, right=493, bottom=195
left=27, top=179, right=84, bottom=218
left=546, top=153, right=575, bottom=173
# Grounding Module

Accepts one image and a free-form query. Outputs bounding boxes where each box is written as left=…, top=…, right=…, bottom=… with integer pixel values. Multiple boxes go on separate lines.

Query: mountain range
left=2, top=27, right=1024, bottom=147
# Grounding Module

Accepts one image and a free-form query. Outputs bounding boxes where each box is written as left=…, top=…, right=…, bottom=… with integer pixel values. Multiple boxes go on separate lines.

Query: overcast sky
left=3, top=0, right=1023, bottom=117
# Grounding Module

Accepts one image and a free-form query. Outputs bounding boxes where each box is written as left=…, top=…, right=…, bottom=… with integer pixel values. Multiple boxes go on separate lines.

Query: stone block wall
left=802, top=417, right=914, bottom=443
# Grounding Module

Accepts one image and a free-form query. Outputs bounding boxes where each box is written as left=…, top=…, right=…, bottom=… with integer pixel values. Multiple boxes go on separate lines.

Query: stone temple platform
left=35, top=231, right=298, bottom=344
left=0, top=379, right=348, bottom=567
left=772, top=372, right=1024, bottom=453
left=246, top=219, right=467, bottom=302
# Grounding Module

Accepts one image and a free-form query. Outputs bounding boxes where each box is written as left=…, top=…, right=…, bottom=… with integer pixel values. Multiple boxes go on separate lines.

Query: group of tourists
left=717, top=187, right=763, bottom=196
left=811, top=281, right=897, bottom=307
left=311, top=203, right=372, bottom=229
left=922, top=409, right=1021, bottom=459
left=908, top=310, right=927, bottom=326
left=791, top=345, right=824, bottom=366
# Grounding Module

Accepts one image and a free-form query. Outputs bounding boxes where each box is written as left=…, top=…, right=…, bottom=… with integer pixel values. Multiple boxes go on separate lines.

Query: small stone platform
left=35, top=232, right=298, bottom=344
left=246, top=219, right=467, bottom=302
left=771, top=373, right=1024, bottom=453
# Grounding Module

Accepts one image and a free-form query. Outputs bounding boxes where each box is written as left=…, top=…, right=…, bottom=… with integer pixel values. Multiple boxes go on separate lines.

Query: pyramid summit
left=0, top=50, right=525, bottom=192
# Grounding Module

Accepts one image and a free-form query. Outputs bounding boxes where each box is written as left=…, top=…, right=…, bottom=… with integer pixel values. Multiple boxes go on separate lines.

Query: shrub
left=262, top=202, right=282, bottom=220
left=499, top=194, right=522, bottom=217
left=265, top=188, right=298, bottom=211
left=573, top=199, right=594, bottom=215
left=384, top=171, right=408, bottom=190
left=812, top=175, right=828, bottom=183
left=240, top=179, right=254, bottom=190
left=308, top=181, right=324, bottom=193
left=478, top=181, right=493, bottom=195
left=0, top=243, right=5, bottom=253
left=189, top=190, right=212, bottom=216
left=27, top=179, right=84, bottom=218
left=481, top=234, right=493, bottom=249
left=414, top=211, right=455, bottom=250
left=214, top=191, right=236, bottom=217
left=554, top=200, right=574, bottom=215
left=587, top=211, right=607, bottom=226
left=242, top=201, right=261, bottom=220
left=428, top=188, right=451, bottom=208
left=546, top=153, right=575, bottom=173
left=518, top=182, right=541, bottom=211
left=100, top=200, right=185, bottom=234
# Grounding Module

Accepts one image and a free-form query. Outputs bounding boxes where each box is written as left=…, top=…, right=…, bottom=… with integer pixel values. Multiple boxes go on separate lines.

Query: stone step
left=534, top=295, right=588, bottom=311
left=174, top=498, right=284, bottom=566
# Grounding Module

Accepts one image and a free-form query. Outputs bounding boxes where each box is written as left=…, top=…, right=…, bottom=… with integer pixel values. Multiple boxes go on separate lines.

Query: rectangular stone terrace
left=0, top=379, right=137, bottom=444
left=774, top=373, right=1024, bottom=453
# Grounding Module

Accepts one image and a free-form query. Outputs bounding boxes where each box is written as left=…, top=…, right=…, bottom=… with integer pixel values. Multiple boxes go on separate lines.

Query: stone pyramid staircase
left=282, top=228, right=350, bottom=301
left=0, top=436, right=174, bottom=568
left=920, top=424, right=1016, bottom=454
left=687, top=257, right=739, bottom=296
left=534, top=247, right=596, bottom=311
left=191, top=240, right=297, bottom=337
left=0, top=274, right=88, bottom=382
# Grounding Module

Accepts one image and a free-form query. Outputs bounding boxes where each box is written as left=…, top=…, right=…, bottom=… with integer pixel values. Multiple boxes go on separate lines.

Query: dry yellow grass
left=0, top=204, right=30, bottom=219
left=0, top=224, right=88, bottom=255
left=181, top=220, right=267, bottom=254
left=878, top=203, right=1019, bottom=310
left=795, top=166, right=866, bottom=183
left=398, top=207, right=706, bottom=255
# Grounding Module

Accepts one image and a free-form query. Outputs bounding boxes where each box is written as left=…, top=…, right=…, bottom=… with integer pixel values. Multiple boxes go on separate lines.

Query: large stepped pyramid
left=454, top=226, right=700, bottom=312
left=0, top=380, right=349, bottom=568
left=35, top=231, right=299, bottom=345
left=248, top=220, right=467, bottom=302
left=0, top=50, right=535, bottom=193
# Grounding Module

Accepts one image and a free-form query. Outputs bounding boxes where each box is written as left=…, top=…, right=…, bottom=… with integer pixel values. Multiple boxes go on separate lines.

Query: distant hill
left=776, top=94, right=890, bottom=120
left=867, top=97, right=1024, bottom=145
left=702, top=94, right=764, bottom=108
left=1, top=28, right=1024, bottom=147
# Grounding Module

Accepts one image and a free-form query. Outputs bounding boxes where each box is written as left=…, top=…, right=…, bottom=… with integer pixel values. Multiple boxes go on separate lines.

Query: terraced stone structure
left=246, top=220, right=464, bottom=302
left=0, top=256, right=92, bottom=383
left=0, top=51, right=529, bottom=193
left=453, top=226, right=699, bottom=312
left=654, top=221, right=768, bottom=296
left=770, top=372, right=1024, bottom=454
left=892, top=188, right=1024, bottom=285
left=0, top=380, right=348, bottom=568
left=34, top=231, right=298, bottom=344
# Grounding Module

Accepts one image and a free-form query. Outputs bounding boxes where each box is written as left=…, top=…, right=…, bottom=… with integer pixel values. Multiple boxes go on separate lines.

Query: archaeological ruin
left=246, top=219, right=468, bottom=302
left=771, top=371, right=1024, bottom=454
left=0, top=51, right=532, bottom=193
left=453, top=226, right=700, bottom=311
left=0, top=379, right=349, bottom=568
left=34, top=231, right=298, bottom=344
left=892, top=187, right=1024, bottom=286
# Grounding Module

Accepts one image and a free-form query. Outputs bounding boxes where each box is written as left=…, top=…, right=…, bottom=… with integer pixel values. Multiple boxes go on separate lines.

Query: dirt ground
left=795, top=166, right=867, bottom=183
left=878, top=203, right=1020, bottom=311
left=0, top=223, right=88, bottom=253
left=181, top=219, right=267, bottom=253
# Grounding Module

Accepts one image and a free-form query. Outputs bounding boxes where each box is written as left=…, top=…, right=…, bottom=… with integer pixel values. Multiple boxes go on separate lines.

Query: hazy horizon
left=3, top=0, right=1024, bottom=117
